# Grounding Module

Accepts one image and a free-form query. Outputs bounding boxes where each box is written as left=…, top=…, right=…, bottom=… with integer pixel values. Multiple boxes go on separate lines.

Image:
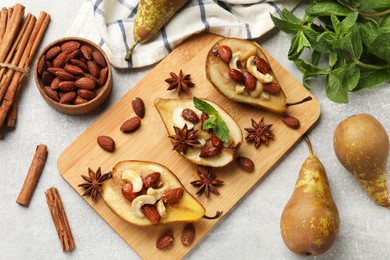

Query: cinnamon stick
left=45, top=187, right=75, bottom=253
left=0, top=8, right=7, bottom=44
left=16, top=144, right=48, bottom=206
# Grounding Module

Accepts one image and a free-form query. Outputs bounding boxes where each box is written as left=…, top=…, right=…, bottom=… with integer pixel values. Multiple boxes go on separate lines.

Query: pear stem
left=202, top=210, right=223, bottom=220
left=286, top=96, right=312, bottom=107
left=304, top=135, right=314, bottom=155
left=125, top=40, right=139, bottom=61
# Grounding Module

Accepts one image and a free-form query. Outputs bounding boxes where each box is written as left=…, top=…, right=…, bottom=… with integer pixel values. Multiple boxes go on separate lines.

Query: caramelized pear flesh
left=102, top=160, right=205, bottom=226
left=155, top=98, right=242, bottom=167
left=205, top=37, right=287, bottom=114
left=281, top=137, right=339, bottom=256
left=334, top=113, right=390, bottom=208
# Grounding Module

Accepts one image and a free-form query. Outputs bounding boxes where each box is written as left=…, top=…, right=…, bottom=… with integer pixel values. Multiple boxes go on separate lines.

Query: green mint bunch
left=271, top=0, right=390, bottom=103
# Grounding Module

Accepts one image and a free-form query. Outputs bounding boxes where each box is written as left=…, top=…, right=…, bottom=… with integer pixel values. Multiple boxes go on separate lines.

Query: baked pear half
left=155, top=98, right=242, bottom=167
left=102, top=160, right=206, bottom=226
left=206, top=37, right=287, bottom=114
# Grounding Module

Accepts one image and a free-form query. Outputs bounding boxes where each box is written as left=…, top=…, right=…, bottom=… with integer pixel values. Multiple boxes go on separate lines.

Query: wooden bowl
left=34, top=37, right=112, bottom=115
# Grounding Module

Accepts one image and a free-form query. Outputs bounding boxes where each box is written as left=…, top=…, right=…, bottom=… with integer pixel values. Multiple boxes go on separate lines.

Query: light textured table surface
left=1, top=1, right=390, bottom=259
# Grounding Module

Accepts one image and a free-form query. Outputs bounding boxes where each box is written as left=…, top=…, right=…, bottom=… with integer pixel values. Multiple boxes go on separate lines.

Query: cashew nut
left=229, top=52, right=242, bottom=71
left=172, top=107, right=194, bottom=129
left=249, top=81, right=264, bottom=98
left=246, top=56, right=273, bottom=83
left=157, top=200, right=167, bottom=218
left=131, top=195, right=156, bottom=218
left=147, top=184, right=170, bottom=200
left=121, top=170, right=143, bottom=193
left=235, top=84, right=246, bottom=94
left=193, top=138, right=206, bottom=148
left=260, top=91, right=270, bottom=100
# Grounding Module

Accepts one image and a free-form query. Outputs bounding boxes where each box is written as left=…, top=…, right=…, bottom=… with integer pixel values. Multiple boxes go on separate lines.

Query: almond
left=44, top=86, right=59, bottom=102
left=263, top=82, right=281, bottom=95
left=217, top=45, right=232, bottom=62
left=156, top=233, right=174, bottom=249
left=83, top=73, right=99, bottom=85
left=87, top=60, right=100, bottom=77
left=75, top=77, right=96, bottom=90
left=70, top=58, right=89, bottom=72
left=228, top=69, right=244, bottom=84
left=74, top=96, right=87, bottom=105
left=64, top=64, right=84, bottom=76
left=161, top=188, right=184, bottom=204
left=142, top=204, right=160, bottom=224
left=37, top=55, right=46, bottom=75
left=59, top=81, right=77, bottom=92
left=66, top=49, right=81, bottom=62
left=80, top=45, right=92, bottom=60
left=97, top=67, right=108, bottom=86
left=242, top=71, right=256, bottom=92
left=59, top=91, right=77, bottom=104
left=55, top=69, right=75, bottom=81
left=50, top=77, right=61, bottom=90
left=77, top=89, right=96, bottom=100
left=92, top=50, right=106, bottom=67
left=254, top=56, right=271, bottom=74
left=61, top=40, right=80, bottom=53
left=199, top=146, right=222, bottom=158
left=211, top=133, right=223, bottom=149
left=132, top=97, right=145, bottom=119
left=47, top=67, right=62, bottom=75
left=52, top=51, right=67, bottom=68
left=236, top=156, right=255, bottom=173
left=41, top=71, right=54, bottom=86
left=45, top=46, right=61, bottom=60
left=97, top=135, right=115, bottom=152
left=142, top=172, right=160, bottom=189
left=281, top=115, right=300, bottom=129
left=120, top=117, right=141, bottom=133
left=121, top=182, right=138, bottom=202
left=181, top=223, right=195, bottom=246
left=181, top=108, right=199, bottom=124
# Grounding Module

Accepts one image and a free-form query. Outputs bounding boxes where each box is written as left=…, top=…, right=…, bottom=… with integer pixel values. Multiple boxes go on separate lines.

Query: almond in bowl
left=34, top=37, right=112, bottom=115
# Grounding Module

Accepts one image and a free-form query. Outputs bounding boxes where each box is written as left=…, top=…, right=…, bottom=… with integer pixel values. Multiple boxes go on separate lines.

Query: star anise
left=168, top=124, right=200, bottom=154
left=78, top=167, right=112, bottom=202
left=165, top=69, right=195, bottom=96
left=244, top=118, right=274, bottom=148
left=190, top=168, right=224, bottom=198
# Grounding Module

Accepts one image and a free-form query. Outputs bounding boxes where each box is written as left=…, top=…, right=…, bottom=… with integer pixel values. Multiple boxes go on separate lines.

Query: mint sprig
left=193, top=97, right=229, bottom=143
left=270, top=2, right=390, bottom=103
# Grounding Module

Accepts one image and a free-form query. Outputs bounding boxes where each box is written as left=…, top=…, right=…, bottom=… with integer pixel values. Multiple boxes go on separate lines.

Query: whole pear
left=334, top=113, right=390, bottom=208
left=280, top=137, right=339, bottom=256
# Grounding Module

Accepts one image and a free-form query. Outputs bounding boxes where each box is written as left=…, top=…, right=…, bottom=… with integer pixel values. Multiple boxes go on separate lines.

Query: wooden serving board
left=58, top=33, right=320, bottom=259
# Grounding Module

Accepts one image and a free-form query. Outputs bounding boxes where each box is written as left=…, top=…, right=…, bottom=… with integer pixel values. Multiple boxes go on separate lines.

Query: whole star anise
left=244, top=118, right=274, bottom=148
left=78, top=167, right=111, bottom=202
left=190, top=168, right=224, bottom=198
left=165, top=69, right=195, bottom=96
left=168, top=124, right=200, bottom=154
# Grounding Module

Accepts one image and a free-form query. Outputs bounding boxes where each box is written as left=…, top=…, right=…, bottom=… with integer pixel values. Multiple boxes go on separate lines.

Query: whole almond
left=161, top=188, right=184, bottom=204
left=80, top=45, right=93, bottom=60
left=211, top=133, right=223, bottom=149
left=254, top=56, right=271, bottom=74
left=61, top=40, right=80, bottom=53
left=97, top=67, right=108, bottom=86
left=47, top=67, right=62, bottom=75
left=66, top=49, right=81, bottom=62
left=181, top=223, right=195, bottom=246
left=156, top=233, right=174, bottom=249
left=142, top=172, right=160, bottom=189
left=41, top=71, right=54, bottom=86
left=44, top=86, right=59, bottom=102
left=59, top=91, right=77, bottom=104
left=199, top=146, right=222, bottom=158
left=281, top=115, right=300, bottom=129
left=37, top=55, right=46, bottom=75
left=75, top=77, right=96, bottom=90
left=242, top=71, right=256, bottom=91
left=120, top=117, right=141, bottom=133
left=181, top=108, right=199, bottom=124
left=84, top=73, right=99, bottom=85
left=70, top=58, right=89, bottom=72
left=77, top=89, right=96, bottom=100
left=50, top=77, right=61, bottom=90
left=228, top=69, right=244, bottom=84
left=97, top=135, right=115, bottom=152
left=236, top=156, right=255, bottom=173
left=121, top=182, right=138, bottom=202
left=64, top=64, right=84, bottom=76
left=52, top=51, right=67, bottom=68
left=45, top=46, right=61, bottom=60
left=142, top=204, right=160, bottom=224
left=55, top=69, right=75, bottom=81
left=74, top=96, right=87, bottom=105
left=132, top=97, right=145, bottom=118
left=59, top=81, right=77, bottom=92
left=87, top=60, right=100, bottom=77
left=217, top=45, right=232, bottom=62
left=263, top=82, right=281, bottom=95
left=92, top=51, right=106, bottom=67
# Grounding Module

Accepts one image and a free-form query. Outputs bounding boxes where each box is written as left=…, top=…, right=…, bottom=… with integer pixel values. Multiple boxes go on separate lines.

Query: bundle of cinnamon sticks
left=0, top=4, right=50, bottom=138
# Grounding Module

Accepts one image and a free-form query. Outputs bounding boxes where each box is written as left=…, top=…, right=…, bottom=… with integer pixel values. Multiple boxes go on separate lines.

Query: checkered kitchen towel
left=66, top=0, right=301, bottom=68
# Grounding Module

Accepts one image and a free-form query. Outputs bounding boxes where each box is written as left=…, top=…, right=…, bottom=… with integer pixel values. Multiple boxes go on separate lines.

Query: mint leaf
left=326, top=63, right=360, bottom=102
left=193, top=97, right=218, bottom=115
left=340, top=24, right=362, bottom=59
left=357, top=68, right=390, bottom=90
left=306, top=2, right=352, bottom=16
left=288, top=30, right=310, bottom=60
left=203, top=115, right=216, bottom=129
left=359, top=20, right=381, bottom=46
left=214, top=116, right=229, bottom=143
left=368, top=32, right=390, bottom=63
left=340, top=12, right=358, bottom=35
left=270, top=11, right=302, bottom=34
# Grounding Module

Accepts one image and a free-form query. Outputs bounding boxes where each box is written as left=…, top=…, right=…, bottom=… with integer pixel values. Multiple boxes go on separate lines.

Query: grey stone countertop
left=1, top=1, right=390, bottom=259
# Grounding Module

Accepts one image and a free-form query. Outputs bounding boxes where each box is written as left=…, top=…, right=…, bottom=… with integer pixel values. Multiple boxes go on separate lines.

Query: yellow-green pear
left=280, top=137, right=339, bottom=256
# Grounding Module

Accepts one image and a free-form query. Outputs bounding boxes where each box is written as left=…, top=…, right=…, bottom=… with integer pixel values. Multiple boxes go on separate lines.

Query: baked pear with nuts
left=206, top=37, right=310, bottom=114
left=101, top=160, right=206, bottom=226
left=155, top=97, right=242, bottom=167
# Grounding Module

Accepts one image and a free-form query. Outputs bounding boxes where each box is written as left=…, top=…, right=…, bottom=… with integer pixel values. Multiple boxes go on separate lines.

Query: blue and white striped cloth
left=67, top=0, right=301, bottom=68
